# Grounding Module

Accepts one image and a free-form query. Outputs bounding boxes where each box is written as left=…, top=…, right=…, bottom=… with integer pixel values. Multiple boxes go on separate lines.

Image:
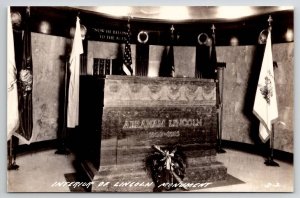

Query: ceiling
left=10, top=6, right=293, bottom=45
left=73, top=6, right=293, bottom=22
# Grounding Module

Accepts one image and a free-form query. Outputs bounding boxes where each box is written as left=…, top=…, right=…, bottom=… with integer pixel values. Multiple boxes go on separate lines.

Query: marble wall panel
left=87, top=41, right=136, bottom=75
left=219, top=43, right=294, bottom=152
left=29, top=34, right=294, bottom=153
left=31, top=33, right=71, bottom=143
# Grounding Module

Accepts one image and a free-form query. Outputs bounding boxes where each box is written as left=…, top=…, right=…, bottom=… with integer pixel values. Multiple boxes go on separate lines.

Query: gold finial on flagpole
left=268, top=15, right=273, bottom=31
left=26, top=6, right=30, bottom=14
left=211, top=24, right=216, bottom=34
left=127, top=15, right=133, bottom=29
left=170, top=25, right=175, bottom=41
left=128, top=15, right=133, bottom=22
left=170, top=25, right=175, bottom=34
left=211, top=24, right=216, bottom=43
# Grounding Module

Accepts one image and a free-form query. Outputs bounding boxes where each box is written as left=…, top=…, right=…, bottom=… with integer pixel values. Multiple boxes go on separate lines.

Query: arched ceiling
left=10, top=6, right=293, bottom=45
left=73, top=6, right=293, bottom=22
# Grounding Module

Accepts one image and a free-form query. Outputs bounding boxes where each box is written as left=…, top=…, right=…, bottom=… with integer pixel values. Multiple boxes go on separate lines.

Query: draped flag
left=7, top=8, right=19, bottom=140
left=159, top=45, right=175, bottom=77
left=168, top=25, right=175, bottom=77
left=161, top=34, right=175, bottom=77
left=210, top=31, right=217, bottom=78
left=196, top=29, right=217, bottom=79
left=195, top=45, right=209, bottom=78
left=253, top=31, right=278, bottom=142
left=67, top=17, right=83, bottom=128
left=123, top=23, right=133, bottom=75
left=14, top=7, right=33, bottom=144
left=166, top=44, right=175, bottom=77
left=159, top=26, right=175, bottom=77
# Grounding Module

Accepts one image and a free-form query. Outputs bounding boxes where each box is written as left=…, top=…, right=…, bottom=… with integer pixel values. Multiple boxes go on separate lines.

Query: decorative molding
left=104, top=77, right=216, bottom=107
left=197, top=33, right=209, bottom=46
left=137, top=31, right=149, bottom=44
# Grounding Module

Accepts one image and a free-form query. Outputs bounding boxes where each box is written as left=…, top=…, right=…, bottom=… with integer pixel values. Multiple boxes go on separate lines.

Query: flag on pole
left=7, top=8, right=19, bottom=140
left=158, top=25, right=175, bottom=77
left=122, top=23, right=133, bottom=75
left=67, top=17, right=83, bottom=128
left=210, top=30, right=217, bottom=77
left=166, top=44, right=175, bottom=77
left=14, top=7, right=33, bottom=144
left=253, top=31, right=278, bottom=142
left=169, top=25, right=175, bottom=77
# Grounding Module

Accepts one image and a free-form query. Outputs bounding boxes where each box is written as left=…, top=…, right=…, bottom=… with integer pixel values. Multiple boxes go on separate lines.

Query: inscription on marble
left=149, top=131, right=180, bottom=138
left=122, top=118, right=203, bottom=129
left=169, top=118, right=203, bottom=128
left=122, top=119, right=165, bottom=129
left=92, top=28, right=126, bottom=42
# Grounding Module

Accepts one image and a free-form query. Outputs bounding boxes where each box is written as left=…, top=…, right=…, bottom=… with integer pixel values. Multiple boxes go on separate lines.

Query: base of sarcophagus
left=81, top=160, right=227, bottom=192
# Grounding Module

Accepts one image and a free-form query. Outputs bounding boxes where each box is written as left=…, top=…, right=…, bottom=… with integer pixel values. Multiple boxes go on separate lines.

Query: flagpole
left=216, top=62, right=226, bottom=154
left=55, top=56, right=70, bottom=155
left=8, top=137, right=19, bottom=170
left=264, top=123, right=279, bottom=166
left=212, top=24, right=226, bottom=153
left=264, top=15, right=279, bottom=167
left=170, top=25, right=175, bottom=77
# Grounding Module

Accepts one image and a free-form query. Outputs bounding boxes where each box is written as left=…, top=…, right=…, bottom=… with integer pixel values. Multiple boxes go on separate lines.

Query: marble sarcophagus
left=79, top=75, right=227, bottom=192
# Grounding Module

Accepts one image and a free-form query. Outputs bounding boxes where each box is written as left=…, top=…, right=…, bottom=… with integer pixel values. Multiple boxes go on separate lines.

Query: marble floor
left=7, top=147, right=293, bottom=192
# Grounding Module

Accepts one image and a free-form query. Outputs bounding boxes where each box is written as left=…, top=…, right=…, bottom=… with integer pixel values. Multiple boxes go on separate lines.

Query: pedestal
left=79, top=75, right=227, bottom=192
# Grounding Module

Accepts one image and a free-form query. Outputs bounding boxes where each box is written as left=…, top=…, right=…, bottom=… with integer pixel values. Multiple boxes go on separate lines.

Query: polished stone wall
left=217, top=43, right=294, bottom=153
left=31, top=33, right=71, bottom=143
left=29, top=34, right=293, bottom=153
left=87, top=41, right=136, bottom=75
left=272, top=43, right=294, bottom=152
left=87, top=41, right=195, bottom=78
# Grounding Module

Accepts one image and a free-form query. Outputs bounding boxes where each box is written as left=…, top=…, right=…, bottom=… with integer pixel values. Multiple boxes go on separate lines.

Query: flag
left=122, top=23, right=133, bottom=75
left=136, top=42, right=149, bottom=76
left=158, top=45, right=175, bottom=77
left=7, top=8, right=19, bottom=140
left=253, top=31, right=278, bottom=142
left=14, top=7, right=33, bottom=144
left=166, top=44, right=175, bottom=77
left=67, top=17, right=83, bottom=128
left=210, top=32, right=217, bottom=75
left=195, top=32, right=216, bottom=79
left=195, top=45, right=210, bottom=78
left=159, top=37, right=175, bottom=77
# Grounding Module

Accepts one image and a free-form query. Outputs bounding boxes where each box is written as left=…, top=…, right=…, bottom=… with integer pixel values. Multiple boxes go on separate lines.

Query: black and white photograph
left=6, top=5, right=294, bottom=192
